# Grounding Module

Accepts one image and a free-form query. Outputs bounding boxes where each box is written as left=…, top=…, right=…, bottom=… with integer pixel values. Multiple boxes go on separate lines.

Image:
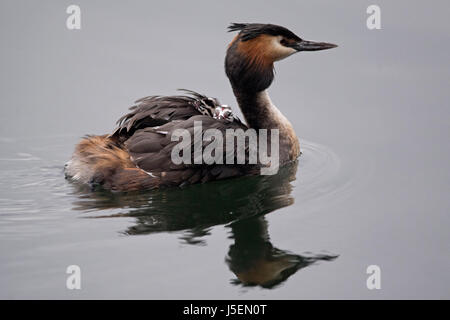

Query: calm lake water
left=0, top=1, right=449, bottom=299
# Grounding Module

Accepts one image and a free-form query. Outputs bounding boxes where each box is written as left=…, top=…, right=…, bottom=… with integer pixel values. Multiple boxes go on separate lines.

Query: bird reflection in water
left=227, top=217, right=337, bottom=288
left=70, top=161, right=338, bottom=288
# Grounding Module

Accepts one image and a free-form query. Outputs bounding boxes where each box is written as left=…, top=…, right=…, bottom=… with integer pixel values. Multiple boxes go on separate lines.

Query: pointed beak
left=292, top=40, right=337, bottom=52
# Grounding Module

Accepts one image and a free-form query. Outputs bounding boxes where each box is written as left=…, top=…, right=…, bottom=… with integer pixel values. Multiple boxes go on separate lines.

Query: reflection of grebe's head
left=226, top=217, right=339, bottom=289
left=225, top=23, right=337, bottom=93
left=228, top=243, right=339, bottom=289
left=234, top=251, right=303, bottom=287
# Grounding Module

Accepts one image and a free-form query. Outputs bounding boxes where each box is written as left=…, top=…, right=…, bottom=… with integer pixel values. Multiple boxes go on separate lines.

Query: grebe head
left=225, top=23, right=337, bottom=93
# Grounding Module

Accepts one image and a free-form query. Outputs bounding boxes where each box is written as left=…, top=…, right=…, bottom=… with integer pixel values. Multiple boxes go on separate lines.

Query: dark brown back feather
left=123, top=114, right=260, bottom=188
left=104, top=91, right=254, bottom=189
left=113, top=90, right=229, bottom=137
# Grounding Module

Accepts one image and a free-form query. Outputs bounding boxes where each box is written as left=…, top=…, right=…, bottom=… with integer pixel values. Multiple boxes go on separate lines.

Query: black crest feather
left=228, top=23, right=249, bottom=32
left=228, top=23, right=301, bottom=42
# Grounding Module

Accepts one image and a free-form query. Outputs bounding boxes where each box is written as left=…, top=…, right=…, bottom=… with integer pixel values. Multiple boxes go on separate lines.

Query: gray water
left=0, top=0, right=449, bottom=299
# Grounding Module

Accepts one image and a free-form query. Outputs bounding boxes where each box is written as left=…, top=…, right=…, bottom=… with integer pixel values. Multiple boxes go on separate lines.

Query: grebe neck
left=233, top=89, right=300, bottom=162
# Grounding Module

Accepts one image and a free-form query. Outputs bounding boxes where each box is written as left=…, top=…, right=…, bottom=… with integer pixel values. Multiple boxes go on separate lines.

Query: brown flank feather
left=67, top=135, right=157, bottom=191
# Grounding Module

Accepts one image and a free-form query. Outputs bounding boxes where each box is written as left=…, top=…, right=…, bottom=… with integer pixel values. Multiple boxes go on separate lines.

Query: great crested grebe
left=65, top=23, right=337, bottom=191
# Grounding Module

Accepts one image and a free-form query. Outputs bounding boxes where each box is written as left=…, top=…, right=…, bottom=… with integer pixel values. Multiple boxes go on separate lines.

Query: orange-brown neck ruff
left=225, top=38, right=275, bottom=94
left=235, top=35, right=275, bottom=72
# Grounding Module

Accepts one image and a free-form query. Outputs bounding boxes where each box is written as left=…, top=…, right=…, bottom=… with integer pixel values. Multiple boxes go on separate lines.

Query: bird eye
left=280, top=38, right=288, bottom=46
